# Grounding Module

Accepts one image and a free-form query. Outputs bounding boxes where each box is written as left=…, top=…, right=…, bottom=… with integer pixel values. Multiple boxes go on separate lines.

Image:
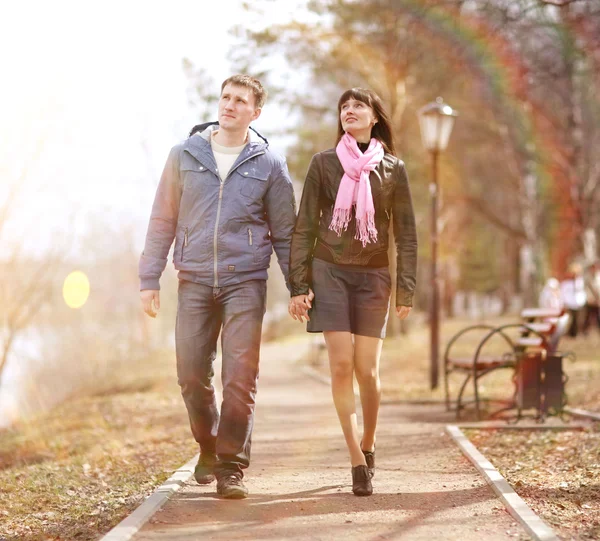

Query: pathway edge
left=445, top=425, right=559, bottom=541
left=564, top=406, right=600, bottom=421
left=98, top=454, right=198, bottom=541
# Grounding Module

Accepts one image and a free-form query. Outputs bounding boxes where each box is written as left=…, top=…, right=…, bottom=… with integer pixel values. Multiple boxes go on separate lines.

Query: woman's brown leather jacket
left=289, top=148, right=418, bottom=307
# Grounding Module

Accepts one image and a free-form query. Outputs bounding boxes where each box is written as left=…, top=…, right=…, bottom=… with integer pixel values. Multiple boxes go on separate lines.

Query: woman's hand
left=396, top=306, right=411, bottom=320
left=289, top=289, right=315, bottom=322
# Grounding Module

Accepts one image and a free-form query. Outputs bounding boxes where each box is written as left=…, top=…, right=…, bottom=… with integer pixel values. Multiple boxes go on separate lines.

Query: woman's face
left=340, top=98, right=377, bottom=139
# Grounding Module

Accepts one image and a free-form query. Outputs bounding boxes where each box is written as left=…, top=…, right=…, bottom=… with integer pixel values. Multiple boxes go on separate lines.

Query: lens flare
left=63, top=271, right=90, bottom=309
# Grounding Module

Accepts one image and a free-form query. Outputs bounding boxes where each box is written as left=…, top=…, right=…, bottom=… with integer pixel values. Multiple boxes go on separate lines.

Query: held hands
left=396, top=305, right=411, bottom=320
left=287, top=292, right=410, bottom=322
left=289, top=289, right=315, bottom=323
left=141, top=290, right=160, bottom=318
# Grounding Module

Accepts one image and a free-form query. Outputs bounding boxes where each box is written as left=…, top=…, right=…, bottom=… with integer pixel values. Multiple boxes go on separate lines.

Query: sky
left=0, top=0, right=305, bottom=253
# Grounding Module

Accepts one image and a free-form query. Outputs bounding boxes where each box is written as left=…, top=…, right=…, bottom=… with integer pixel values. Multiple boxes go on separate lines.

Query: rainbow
left=393, top=1, right=592, bottom=277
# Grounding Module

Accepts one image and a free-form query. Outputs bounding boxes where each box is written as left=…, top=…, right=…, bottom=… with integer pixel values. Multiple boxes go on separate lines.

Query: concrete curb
left=445, top=425, right=559, bottom=541
left=564, top=406, right=600, bottom=421
left=98, top=454, right=198, bottom=541
left=455, top=421, right=586, bottom=430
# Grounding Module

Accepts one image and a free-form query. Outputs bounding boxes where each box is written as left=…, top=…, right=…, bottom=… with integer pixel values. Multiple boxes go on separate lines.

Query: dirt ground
left=133, top=336, right=528, bottom=541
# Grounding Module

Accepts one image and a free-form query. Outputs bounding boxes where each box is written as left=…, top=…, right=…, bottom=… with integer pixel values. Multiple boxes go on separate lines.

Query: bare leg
left=323, top=331, right=366, bottom=467
left=354, top=335, right=382, bottom=452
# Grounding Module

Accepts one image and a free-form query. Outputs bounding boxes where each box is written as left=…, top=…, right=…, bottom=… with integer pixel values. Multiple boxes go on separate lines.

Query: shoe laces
left=224, top=474, right=242, bottom=483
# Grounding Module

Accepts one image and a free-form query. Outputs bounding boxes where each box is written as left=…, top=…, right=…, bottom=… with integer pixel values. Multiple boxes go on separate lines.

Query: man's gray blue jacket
left=139, top=123, right=296, bottom=291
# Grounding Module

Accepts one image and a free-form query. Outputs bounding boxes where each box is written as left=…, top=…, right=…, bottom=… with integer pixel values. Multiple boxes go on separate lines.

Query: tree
left=230, top=0, right=600, bottom=310
left=181, top=60, right=220, bottom=125
left=469, top=0, right=600, bottom=277
left=0, top=137, right=71, bottom=383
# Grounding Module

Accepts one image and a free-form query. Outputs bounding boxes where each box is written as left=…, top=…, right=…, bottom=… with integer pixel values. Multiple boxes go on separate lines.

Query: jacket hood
left=188, top=121, right=269, bottom=145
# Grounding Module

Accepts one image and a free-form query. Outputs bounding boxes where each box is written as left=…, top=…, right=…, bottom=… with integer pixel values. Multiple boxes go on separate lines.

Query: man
left=139, top=75, right=296, bottom=499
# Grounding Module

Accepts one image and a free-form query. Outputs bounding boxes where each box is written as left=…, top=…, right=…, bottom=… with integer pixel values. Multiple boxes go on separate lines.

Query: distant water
left=0, top=329, right=45, bottom=428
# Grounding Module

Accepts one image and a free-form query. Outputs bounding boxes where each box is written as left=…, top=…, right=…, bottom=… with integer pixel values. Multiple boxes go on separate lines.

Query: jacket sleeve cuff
left=140, top=277, right=161, bottom=291
left=290, top=285, right=310, bottom=297
left=396, top=288, right=413, bottom=307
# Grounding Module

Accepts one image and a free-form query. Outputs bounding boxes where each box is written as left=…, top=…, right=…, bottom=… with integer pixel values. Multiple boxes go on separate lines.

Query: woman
left=288, top=88, right=417, bottom=496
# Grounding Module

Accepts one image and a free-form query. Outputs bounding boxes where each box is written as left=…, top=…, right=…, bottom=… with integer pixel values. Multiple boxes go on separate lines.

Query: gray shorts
left=307, top=258, right=391, bottom=339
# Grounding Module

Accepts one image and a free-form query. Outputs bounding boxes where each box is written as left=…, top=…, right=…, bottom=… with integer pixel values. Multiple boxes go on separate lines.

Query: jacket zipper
left=181, top=227, right=189, bottom=262
left=213, top=183, right=224, bottom=287
left=212, top=150, right=265, bottom=287
left=248, top=228, right=253, bottom=246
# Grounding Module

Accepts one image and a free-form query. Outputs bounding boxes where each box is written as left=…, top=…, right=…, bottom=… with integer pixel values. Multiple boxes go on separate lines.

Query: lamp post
left=417, top=97, right=458, bottom=390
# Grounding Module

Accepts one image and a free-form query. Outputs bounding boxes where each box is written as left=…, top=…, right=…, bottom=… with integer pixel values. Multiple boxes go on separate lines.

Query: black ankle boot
left=362, top=447, right=375, bottom=478
left=352, top=465, right=373, bottom=496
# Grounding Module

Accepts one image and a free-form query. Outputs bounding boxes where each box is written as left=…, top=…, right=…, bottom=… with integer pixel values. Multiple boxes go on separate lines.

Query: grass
left=0, top=366, right=193, bottom=541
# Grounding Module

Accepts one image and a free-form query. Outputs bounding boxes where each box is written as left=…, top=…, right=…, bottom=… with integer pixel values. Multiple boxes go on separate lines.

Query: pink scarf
left=329, top=133, right=384, bottom=246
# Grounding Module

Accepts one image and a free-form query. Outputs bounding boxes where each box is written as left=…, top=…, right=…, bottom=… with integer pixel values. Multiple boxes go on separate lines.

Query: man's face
left=218, top=84, right=261, bottom=132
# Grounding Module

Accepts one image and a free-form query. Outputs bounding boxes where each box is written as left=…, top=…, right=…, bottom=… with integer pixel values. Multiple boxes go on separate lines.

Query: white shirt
left=560, top=276, right=586, bottom=309
left=210, top=131, right=247, bottom=182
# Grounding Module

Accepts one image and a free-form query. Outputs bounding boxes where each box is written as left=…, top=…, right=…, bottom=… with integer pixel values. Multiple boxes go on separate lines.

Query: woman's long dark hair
left=336, top=88, right=395, bottom=155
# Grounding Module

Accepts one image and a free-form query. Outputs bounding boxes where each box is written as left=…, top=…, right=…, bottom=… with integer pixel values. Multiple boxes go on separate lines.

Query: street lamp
left=417, top=97, right=458, bottom=390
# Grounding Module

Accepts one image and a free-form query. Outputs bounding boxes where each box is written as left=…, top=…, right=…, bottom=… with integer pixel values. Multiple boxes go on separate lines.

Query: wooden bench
left=516, top=307, right=571, bottom=419
left=444, top=308, right=571, bottom=421
left=520, top=307, right=568, bottom=354
left=444, top=323, right=522, bottom=419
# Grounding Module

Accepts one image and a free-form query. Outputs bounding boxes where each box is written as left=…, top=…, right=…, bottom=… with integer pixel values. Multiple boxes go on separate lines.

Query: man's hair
left=221, top=74, right=267, bottom=109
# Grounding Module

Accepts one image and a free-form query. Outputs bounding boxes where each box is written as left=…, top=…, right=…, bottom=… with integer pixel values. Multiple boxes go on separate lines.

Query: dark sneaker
left=217, top=474, right=248, bottom=499
left=352, top=465, right=373, bottom=496
left=194, top=454, right=216, bottom=485
left=362, top=448, right=375, bottom=478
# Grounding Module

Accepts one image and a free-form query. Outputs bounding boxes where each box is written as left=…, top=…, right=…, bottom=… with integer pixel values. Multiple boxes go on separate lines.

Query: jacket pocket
left=244, top=225, right=271, bottom=266
left=181, top=227, right=189, bottom=262
left=238, top=168, right=269, bottom=199
left=180, top=152, right=213, bottom=195
left=247, top=226, right=264, bottom=265
left=174, top=225, right=190, bottom=263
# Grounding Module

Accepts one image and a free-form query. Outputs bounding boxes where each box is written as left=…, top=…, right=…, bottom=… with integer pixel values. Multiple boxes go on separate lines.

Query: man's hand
left=396, top=306, right=411, bottom=320
left=141, top=290, right=160, bottom=318
left=289, top=288, right=314, bottom=323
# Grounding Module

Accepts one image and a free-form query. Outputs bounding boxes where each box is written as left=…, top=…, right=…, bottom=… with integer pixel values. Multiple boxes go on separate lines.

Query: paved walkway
left=133, top=335, right=526, bottom=540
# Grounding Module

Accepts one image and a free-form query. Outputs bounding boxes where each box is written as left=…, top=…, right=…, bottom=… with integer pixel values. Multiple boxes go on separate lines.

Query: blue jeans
left=175, top=279, right=267, bottom=477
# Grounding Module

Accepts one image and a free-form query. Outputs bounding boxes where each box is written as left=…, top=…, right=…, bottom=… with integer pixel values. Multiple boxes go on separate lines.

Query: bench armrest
left=521, top=307, right=563, bottom=320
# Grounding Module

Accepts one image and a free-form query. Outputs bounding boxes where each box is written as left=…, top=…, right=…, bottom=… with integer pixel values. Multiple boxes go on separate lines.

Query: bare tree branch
left=459, top=195, right=528, bottom=241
